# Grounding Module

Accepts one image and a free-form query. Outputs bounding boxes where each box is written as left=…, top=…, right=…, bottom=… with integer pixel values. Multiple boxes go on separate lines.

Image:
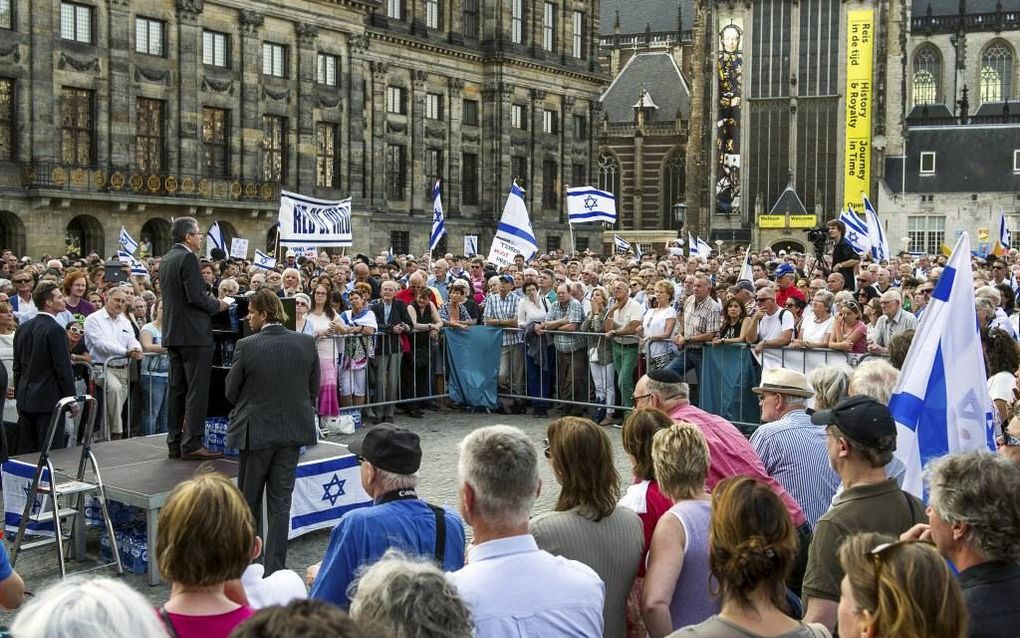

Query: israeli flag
left=613, top=234, right=631, bottom=254
left=688, top=232, right=699, bottom=258
left=697, top=237, right=713, bottom=258
left=118, top=227, right=138, bottom=255
left=3, top=460, right=55, bottom=537
left=997, top=209, right=1011, bottom=257
left=635, top=243, right=643, bottom=259
left=840, top=208, right=871, bottom=255
left=737, top=249, right=754, bottom=282
left=430, top=180, right=446, bottom=251
left=253, top=249, right=277, bottom=270
left=888, top=232, right=996, bottom=499
left=566, top=187, right=617, bottom=224
left=117, top=251, right=149, bottom=277
left=862, top=195, right=889, bottom=262
left=206, top=221, right=225, bottom=258
left=494, top=181, right=538, bottom=260
left=288, top=454, right=371, bottom=540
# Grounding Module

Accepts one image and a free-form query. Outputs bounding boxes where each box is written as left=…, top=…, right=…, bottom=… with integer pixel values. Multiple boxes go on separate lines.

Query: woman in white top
left=336, top=287, right=377, bottom=409
left=518, top=280, right=553, bottom=417
left=641, top=281, right=678, bottom=370
left=983, top=327, right=1019, bottom=426
left=792, top=291, right=835, bottom=349
left=307, top=282, right=342, bottom=422
left=0, top=302, right=17, bottom=425
left=292, top=292, right=316, bottom=336
left=139, top=298, right=170, bottom=435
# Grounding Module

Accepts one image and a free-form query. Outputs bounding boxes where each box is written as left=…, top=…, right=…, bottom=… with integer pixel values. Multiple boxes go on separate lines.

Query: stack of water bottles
left=87, top=498, right=149, bottom=574
left=203, top=417, right=238, bottom=457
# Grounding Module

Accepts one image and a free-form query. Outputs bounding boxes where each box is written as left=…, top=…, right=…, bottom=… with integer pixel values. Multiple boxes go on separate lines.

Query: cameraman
left=826, top=219, right=859, bottom=292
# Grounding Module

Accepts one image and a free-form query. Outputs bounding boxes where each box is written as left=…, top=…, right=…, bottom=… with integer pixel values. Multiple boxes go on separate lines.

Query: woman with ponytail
left=670, top=477, right=831, bottom=637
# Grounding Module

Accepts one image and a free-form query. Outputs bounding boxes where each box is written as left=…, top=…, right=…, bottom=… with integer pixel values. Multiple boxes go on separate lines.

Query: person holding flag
left=827, top=218, right=860, bottom=292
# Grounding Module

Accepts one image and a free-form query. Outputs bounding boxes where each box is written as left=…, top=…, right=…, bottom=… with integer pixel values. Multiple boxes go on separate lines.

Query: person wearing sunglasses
left=8, top=271, right=36, bottom=323
left=837, top=532, right=966, bottom=638
left=913, top=283, right=934, bottom=318
left=996, top=401, right=1020, bottom=466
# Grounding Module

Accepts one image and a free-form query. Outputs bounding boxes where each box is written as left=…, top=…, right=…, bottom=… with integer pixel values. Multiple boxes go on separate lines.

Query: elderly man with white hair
left=976, top=285, right=1019, bottom=341
left=867, top=289, right=918, bottom=355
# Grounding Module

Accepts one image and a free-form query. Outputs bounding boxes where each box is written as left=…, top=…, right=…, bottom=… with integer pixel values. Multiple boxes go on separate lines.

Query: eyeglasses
left=918, top=288, right=933, bottom=295
left=68, top=326, right=83, bottom=335
left=632, top=392, right=653, bottom=403
left=542, top=438, right=551, bottom=459
left=295, top=301, right=308, bottom=307
left=785, top=302, right=797, bottom=308
left=13, top=279, right=29, bottom=284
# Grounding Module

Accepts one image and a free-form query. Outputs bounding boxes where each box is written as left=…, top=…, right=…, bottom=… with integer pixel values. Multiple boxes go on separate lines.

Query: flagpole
left=274, top=225, right=281, bottom=264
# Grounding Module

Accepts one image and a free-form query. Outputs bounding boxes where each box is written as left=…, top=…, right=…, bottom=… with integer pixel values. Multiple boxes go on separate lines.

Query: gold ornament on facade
left=147, top=175, right=161, bottom=192
left=110, top=172, right=125, bottom=190
left=214, top=181, right=227, bottom=198
left=93, top=170, right=106, bottom=188
left=165, top=176, right=179, bottom=192
left=181, top=177, right=195, bottom=194
left=260, top=184, right=273, bottom=200
left=245, top=183, right=257, bottom=198
left=198, top=179, right=211, bottom=196
left=71, top=168, right=86, bottom=186
left=51, top=167, right=66, bottom=186
left=130, top=174, right=144, bottom=191
left=230, top=182, right=242, bottom=197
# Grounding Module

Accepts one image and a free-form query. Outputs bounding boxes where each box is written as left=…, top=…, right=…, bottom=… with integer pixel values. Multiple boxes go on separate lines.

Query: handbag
left=648, top=349, right=678, bottom=371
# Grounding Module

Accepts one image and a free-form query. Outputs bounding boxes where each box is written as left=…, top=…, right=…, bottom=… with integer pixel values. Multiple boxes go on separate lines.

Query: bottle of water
left=99, top=532, right=110, bottom=562
left=130, top=535, right=144, bottom=574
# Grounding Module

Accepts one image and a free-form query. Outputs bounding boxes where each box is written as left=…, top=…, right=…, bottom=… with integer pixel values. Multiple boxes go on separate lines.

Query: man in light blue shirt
left=450, top=425, right=604, bottom=637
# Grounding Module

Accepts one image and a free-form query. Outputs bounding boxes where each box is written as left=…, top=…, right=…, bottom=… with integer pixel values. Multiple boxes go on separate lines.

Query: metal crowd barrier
left=94, top=352, right=168, bottom=442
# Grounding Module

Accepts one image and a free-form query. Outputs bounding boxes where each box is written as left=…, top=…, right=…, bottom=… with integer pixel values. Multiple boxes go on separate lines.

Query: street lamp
left=901, top=236, right=912, bottom=254
left=673, top=201, right=687, bottom=235
left=714, top=239, right=723, bottom=255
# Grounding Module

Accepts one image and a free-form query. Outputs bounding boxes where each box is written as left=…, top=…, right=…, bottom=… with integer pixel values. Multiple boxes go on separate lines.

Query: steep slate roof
left=768, top=185, right=809, bottom=216
left=911, top=0, right=1005, bottom=15
left=600, top=0, right=696, bottom=35
left=599, top=53, right=690, bottom=123
left=883, top=124, right=1020, bottom=193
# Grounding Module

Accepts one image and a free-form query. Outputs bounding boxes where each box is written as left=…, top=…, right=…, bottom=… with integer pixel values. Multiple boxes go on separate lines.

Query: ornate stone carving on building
left=412, top=69, right=428, bottom=88
left=58, top=53, right=100, bottom=72
left=370, top=61, right=389, bottom=78
left=449, top=77, right=465, bottom=91
left=239, top=10, right=264, bottom=37
left=177, top=0, right=204, bottom=24
left=463, top=131, right=480, bottom=143
left=0, top=43, right=20, bottom=63
left=201, top=76, right=235, bottom=94
left=425, top=124, right=445, bottom=139
left=317, top=92, right=342, bottom=109
left=296, top=23, right=319, bottom=47
left=350, top=33, right=370, bottom=53
left=483, top=81, right=513, bottom=101
left=135, top=66, right=172, bottom=86
left=564, top=95, right=577, bottom=110
left=107, top=0, right=130, bottom=8
left=386, top=121, right=408, bottom=134
left=262, top=86, right=292, bottom=103
left=531, top=89, right=547, bottom=104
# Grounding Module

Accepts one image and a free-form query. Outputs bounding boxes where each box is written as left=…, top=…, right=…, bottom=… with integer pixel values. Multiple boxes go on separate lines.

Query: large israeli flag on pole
left=488, top=181, right=538, bottom=266
left=118, top=227, right=138, bottom=255
left=888, top=232, right=996, bottom=499
left=566, top=187, right=617, bottom=224
left=862, top=195, right=889, bottom=262
left=429, top=180, right=446, bottom=251
left=839, top=208, right=871, bottom=255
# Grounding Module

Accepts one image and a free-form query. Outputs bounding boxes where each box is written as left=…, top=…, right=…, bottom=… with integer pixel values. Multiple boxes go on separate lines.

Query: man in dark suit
left=160, top=217, right=228, bottom=460
left=370, top=281, right=412, bottom=424
left=225, top=289, right=319, bottom=574
left=12, top=282, right=77, bottom=454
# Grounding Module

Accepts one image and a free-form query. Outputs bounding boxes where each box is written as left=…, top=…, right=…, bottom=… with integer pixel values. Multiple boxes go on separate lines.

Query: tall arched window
left=980, top=41, right=1014, bottom=103
left=597, top=151, right=620, bottom=198
left=912, top=45, right=941, bottom=105
left=661, top=148, right=685, bottom=221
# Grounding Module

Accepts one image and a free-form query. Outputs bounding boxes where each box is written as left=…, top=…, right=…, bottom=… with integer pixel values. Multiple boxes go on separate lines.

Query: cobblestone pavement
left=0, top=409, right=632, bottom=622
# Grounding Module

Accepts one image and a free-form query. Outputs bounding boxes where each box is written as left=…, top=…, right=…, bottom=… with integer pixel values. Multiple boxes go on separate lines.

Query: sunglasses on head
left=68, top=326, right=83, bottom=334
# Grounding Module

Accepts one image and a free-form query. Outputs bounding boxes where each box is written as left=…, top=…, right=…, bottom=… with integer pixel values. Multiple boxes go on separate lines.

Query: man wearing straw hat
left=750, top=368, right=839, bottom=527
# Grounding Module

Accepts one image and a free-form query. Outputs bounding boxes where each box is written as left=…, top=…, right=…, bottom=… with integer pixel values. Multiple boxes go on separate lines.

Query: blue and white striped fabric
left=289, top=454, right=371, bottom=539
left=863, top=195, right=889, bottom=262
left=634, top=243, right=643, bottom=260
left=566, top=187, right=617, bottom=224
left=839, top=208, right=871, bottom=255
left=494, top=181, right=538, bottom=260
left=613, top=234, right=631, bottom=254
left=253, top=249, right=277, bottom=270
left=697, top=237, right=713, bottom=259
left=688, top=232, right=700, bottom=259
left=118, top=227, right=138, bottom=255
left=997, top=209, right=1011, bottom=256
left=429, top=180, right=446, bottom=251
left=888, top=232, right=996, bottom=499
left=206, top=221, right=225, bottom=258
left=117, top=251, right=149, bottom=277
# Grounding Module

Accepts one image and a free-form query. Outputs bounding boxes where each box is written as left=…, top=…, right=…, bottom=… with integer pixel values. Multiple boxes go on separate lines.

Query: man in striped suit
left=226, top=290, right=319, bottom=574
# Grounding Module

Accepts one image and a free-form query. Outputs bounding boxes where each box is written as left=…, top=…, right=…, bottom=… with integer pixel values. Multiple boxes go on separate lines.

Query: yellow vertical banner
left=843, top=9, right=874, bottom=212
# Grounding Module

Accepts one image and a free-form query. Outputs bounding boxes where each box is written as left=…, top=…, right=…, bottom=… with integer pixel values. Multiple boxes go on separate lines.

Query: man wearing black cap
left=801, top=395, right=927, bottom=632
left=307, top=425, right=465, bottom=609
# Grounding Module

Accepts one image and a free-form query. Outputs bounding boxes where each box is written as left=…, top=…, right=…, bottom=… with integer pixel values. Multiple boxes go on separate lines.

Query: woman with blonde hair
left=837, top=533, right=966, bottom=638
left=531, top=417, right=644, bottom=638
left=642, top=423, right=718, bottom=636
left=157, top=472, right=259, bottom=637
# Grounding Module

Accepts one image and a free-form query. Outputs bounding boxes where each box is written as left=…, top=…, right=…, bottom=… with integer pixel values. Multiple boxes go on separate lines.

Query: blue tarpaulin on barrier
left=445, top=326, right=502, bottom=408
left=699, top=345, right=761, bottom=428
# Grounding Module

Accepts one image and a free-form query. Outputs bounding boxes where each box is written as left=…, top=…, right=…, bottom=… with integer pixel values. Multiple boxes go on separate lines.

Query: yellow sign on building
left=789, top=215, right=818, bottom=228
left=843, top=9, right=874, bottom=212
left=759, top=215, right=786, bottom=228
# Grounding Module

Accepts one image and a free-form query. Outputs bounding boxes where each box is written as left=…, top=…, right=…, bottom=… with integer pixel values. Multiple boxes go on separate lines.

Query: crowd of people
left=0, top=214, right=1019, bottom=636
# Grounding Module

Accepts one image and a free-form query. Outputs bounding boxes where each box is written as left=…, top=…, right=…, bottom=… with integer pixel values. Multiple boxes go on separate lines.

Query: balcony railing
left=598, top=30, right=694, bottom=48
left=20, top=162, right=280, bottom=203
left=910, top=10, right=1018, bottom=34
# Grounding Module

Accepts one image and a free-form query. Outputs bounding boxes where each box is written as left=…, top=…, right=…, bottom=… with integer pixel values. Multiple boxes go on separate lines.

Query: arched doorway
left=265, top=223, right=280, bottom=253
left=66, top=215, right=105, bottom=258
left=140, top=218, right=172, bottom=257
left=0, top=211, right=26, bottom=257
left=771, top=239, right=806, bottom=255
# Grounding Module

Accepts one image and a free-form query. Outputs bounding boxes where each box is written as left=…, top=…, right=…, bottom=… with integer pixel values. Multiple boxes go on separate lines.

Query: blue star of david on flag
left=566, top=187, right=617, bottom=224
left=321, top=473, right=347, bottom=507
left=22, top=484, right=42, bottom=515
left=583, top=195, right=598, bottom=211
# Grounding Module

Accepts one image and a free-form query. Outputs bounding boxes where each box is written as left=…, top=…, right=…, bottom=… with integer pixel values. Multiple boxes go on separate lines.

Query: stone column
left=369, top=61, right=389, bottom=207
left=347, top=34, right=370, bottom=204
left=295, top=23, right=318, bottom=192
left=410, top=69, right=428, bottom=214
left=31, top=0, right=58, bottom=160
left=239, top=10, right=265, bottom=180
left=107, top=0, right=132, bottom=168
left=529, top=88, right=545, bottom=216
left=447, top=77, right=464, bottom=215
left=176, top=0, right=204, bottom=175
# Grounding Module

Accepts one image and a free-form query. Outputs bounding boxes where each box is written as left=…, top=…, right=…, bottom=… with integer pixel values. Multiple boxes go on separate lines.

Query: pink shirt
left=165, top=606, right=255, bottom=638
left=668, top=403, right=807, bottom=527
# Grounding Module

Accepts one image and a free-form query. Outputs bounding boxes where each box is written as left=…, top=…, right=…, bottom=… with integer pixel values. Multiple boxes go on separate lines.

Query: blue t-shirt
left=309, top=498, right=466, bottom=608
left=0, top=541, right=13, bottom=582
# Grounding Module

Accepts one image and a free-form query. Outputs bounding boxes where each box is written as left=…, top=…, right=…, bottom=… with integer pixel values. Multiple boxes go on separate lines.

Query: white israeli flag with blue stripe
left=490, top=181, right=538, bottom=261
left=288, top=454, right=371, bottom=539
left=429, top=180, right=446, bottom=251
left=566, top=186, right=617, bottom=224
left=863, top=195, right=889, bottom=262
left=888, top=232, right=996, bottom=499
left=253, top=249, right=277, bottom=270
left=117, top=251, right=149, bottom=277
left=839, top=208, right=871, bottom=255
left=613, top=234, right=631, bottom=254
left=118, top=226, right=138, bottom=255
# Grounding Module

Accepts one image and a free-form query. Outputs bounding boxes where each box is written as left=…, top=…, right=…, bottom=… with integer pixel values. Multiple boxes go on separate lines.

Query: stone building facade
left=0, top=0, right=606, bottom=258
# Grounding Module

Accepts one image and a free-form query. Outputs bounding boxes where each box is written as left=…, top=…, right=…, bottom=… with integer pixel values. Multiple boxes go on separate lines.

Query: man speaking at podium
left=160, top=217, right=228, bottom=460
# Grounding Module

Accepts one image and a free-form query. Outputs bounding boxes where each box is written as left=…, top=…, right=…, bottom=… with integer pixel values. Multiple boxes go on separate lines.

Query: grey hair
left=171, top=216, right=198, bottom=243
left=927, top=452, right=1020, bottom=562
left=457, top=425, right=539, bottom=528
left=975, top=285, right=1002, bottom=306
left=10, top=576, right=169, bottom=638
left=849, top=359, right=900, bottom=405
left=282, top=267, right=302, bottom=286
left=813, top=289, right=835, bottom=307
left=646, top=377, right=690, bottom=401
left=975, top=296, right=996, bottom=316
left=809, top=365, right=851, bottom=410
left=350, top=550, right=473, bottom=638
left=833, top=290, right=855, bottom=305
left=374, top=468, right=418, bottom=493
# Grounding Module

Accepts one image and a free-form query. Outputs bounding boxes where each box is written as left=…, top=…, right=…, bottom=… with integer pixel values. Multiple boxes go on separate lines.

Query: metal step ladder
left=10, top=395, right=123, bottom=578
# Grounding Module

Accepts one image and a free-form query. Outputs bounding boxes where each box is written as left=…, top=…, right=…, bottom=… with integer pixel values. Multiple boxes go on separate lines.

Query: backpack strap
left=427, top=503, right=447, bottom=565
left=158, top=608, right=182, bottom=638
